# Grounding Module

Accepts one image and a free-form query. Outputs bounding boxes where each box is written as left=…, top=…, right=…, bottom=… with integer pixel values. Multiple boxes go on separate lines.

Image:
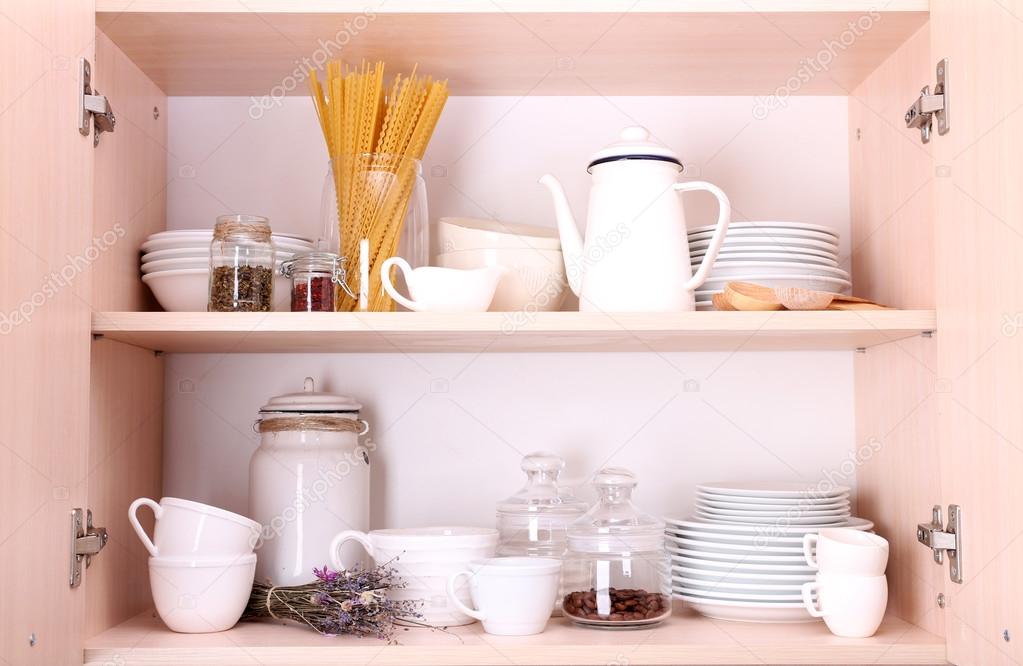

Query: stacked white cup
left=801, top=528, right=890, bottom=638
left=129, top=497, right=262, bottom=633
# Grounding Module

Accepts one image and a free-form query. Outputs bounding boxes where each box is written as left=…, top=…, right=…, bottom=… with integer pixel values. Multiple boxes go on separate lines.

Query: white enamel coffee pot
left=540, top=126, right=731, bottom=312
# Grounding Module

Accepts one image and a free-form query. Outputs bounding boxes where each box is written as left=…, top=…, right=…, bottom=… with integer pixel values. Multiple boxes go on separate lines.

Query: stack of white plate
left=688, top=222, right=848, bottom=310
left=140, top=230, right=316, bottom=311
left=667, top=481, right=873, bottom=623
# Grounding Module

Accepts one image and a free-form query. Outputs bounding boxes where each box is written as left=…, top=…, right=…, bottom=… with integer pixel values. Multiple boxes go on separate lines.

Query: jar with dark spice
left=561, top=468, right=671, bottom=628
left=280, top=252, right=354, bottom=312
left=208, top=215, right=275, bottom=312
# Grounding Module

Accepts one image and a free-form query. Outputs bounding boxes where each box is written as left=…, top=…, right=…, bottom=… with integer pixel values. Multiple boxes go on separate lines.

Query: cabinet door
left=0, top=1, right=96, bottom=664
left=931, top=1, right=1023, bottom=664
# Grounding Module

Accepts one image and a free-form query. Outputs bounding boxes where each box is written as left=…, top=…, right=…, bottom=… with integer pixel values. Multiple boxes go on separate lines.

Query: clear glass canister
left=561, top=467, right=671, bottom=628
left=279, top=252, right=354, bottom=312
left=496, top=452, right=588, bottom=559
left=208, top=214, right=275, bottom=312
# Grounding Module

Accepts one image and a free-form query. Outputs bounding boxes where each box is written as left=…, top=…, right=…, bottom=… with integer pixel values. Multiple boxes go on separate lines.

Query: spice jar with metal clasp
left=280, top=251, right=355, bottom=312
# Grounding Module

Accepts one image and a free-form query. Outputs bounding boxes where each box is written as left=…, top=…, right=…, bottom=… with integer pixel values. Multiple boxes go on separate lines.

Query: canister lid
left=259, top=377, right=361, bottom=413
left=587, top=126, right=682, bottom=172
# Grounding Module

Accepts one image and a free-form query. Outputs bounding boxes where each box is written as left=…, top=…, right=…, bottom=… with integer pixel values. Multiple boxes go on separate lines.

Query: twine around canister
left=213, top=220, right=272, bottom=242
left=255, top=416, right=369, bottom=435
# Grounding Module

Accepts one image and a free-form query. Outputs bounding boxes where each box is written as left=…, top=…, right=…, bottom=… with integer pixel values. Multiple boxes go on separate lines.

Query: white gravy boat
left=381, top=256, right=505, bottom=312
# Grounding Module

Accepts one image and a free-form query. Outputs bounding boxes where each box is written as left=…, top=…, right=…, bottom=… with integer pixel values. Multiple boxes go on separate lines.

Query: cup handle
left=446, top=570, right=485, bottom=621
left=380, top=257, right=421, bottom=311
left=802, top=533, right=820, bottom=570
left=128, top=497, right=162, bottom=557
left=675, top=181, right=731, bottom=292
left=801, top=581, right=826, bottom=618
left=330, top=530, right=375, bottom=571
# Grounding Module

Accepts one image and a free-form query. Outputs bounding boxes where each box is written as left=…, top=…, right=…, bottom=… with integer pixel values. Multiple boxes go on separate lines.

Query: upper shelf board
left=91, top=310, right=936, bottom=353
left=95, top=2, right=929, bottom=96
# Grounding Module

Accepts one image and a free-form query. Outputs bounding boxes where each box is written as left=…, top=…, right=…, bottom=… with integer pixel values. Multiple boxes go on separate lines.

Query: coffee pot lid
left=588, top=126, right=682, bottom=172
left=259, top=377, right=361, bottom=413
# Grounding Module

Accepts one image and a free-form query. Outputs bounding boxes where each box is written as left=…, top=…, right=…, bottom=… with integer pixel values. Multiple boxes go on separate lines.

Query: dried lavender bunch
left=243, top=562, right=422, bottom=641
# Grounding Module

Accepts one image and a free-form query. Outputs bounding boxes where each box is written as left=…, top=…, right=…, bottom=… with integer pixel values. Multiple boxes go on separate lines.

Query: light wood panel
left=930, top=1, right=1023, bottom=664
left=95, top=1, right=930, bottom=12
left=84, top=609, right=944, bottom=666
left=91, top=310, right=937, bottom=353
left=0, top=1, right=95, bottom=664
left=94, top=8, right=928, bottom=95
left=848, top=22, right=945, bottom=640
left=92, top=29, right=167, bottom=312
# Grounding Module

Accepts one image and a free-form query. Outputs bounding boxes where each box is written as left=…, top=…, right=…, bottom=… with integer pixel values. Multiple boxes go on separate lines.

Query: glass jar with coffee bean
left=208, top=215, right=275, bottom=312
left=561, top=468, right=671, bottom=628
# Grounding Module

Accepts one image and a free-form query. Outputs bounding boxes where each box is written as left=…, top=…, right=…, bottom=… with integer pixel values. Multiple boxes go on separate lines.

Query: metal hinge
left=70, top=508, right=108, bottom=588
left=905, top=58, right=949, bottom=144
left=917, top=504, right=963, bottom=584
left=78, top=58, right=116, bottom=147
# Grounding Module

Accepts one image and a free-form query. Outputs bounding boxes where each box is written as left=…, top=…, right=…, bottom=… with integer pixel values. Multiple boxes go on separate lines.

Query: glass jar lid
left=497, top=452, right=589, bottom=516
left=259, top=377, right=361, bottom=414
left=567, top=467, right=664, bottom=553
left=280, top=251, right=343, bottom=277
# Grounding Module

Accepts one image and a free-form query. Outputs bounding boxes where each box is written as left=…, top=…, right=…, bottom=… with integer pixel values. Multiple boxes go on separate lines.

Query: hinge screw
left=1004, top=629, right=1011, bottom=642
left=28, top=632, right=36, bottom=647
left=856, top=128, right=862, bottom=140
left=153, top=106, right=160, bottom=120
left=936, top=593, right=946, bottom=608
left=855, top=347, right=867, bottom=354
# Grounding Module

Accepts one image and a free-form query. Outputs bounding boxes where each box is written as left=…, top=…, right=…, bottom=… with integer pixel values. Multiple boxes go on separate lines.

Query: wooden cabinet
left=1, top=2, right=1019, bottom=664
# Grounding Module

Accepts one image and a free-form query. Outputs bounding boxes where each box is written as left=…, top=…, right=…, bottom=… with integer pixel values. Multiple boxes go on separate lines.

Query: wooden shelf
left=94, top=2, right=928, bottom=96
left=84, top=608, right=945, bottom=665
left=92, top=310, right=936, bottom=353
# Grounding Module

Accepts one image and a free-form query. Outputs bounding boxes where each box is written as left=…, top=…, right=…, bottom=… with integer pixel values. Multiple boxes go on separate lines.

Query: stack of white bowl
left=666, top=482, right=875, bottom=623
left=434, top=217, right=568, bottom=312
left=129, top=497, right=262, bottom=634
left=689, top=222, right=849, bottom=310
left=331, top=526, right=498, bottom=627
left=140, top=229, right=316, bottom=311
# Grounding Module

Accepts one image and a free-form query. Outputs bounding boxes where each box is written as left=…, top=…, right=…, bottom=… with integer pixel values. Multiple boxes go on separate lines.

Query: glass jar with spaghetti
left=280, top=252, right=354, bottom=312
left=208, top=214, right=275, bottom=312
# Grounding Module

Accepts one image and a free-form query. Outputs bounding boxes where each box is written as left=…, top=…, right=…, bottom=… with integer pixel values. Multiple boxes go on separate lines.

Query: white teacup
left=803, top=528, right=889, bottom=575
left=380, top=256, right=505, bottom=312
left=446, top=557, right=562, bottom=636
left=801, top=572, right=888, bottom=638
left=129, top=496, right=261, bottom=558
left=149, top=553, right=256, bottom=633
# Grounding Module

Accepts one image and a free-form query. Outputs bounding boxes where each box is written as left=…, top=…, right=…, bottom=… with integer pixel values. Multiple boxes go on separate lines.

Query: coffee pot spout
left=539, top=174, right=584, bottom=297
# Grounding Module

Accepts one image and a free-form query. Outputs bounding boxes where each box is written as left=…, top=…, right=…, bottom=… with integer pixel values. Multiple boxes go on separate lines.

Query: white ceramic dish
left=142, top=256, right=292, bottom=274
left=697, top=262, right=850, bottom=280
left=142, top=268, right=290, bottom=312
left=688, top=221, right=839, bottom=238
left=696, top=505, right=850, bottom=518
left=672, top=554, right=814, bottom=573
left=697, top=498, right=850, bottom=512
left=148, top=228, right=312, bottom=241
left=667, top=535, right=803, bottom=555
left=141, top=235, right=315, bottom=254
left=675, top=574, right=812, bottom=592
left=668, top=546, right=809, bottom=564
left=689, top=236, right=839, bottom=253
left=692, top=251, right=839, bottom=267
left=689, top=228, right=838, bottom=245
left=701, top=275, right=851, bottom=293
left=673, top=565, right=814, bottom=582
left=436, top=217, right=561, bottom=252
left=675, top=594, right=816, bottom=623
left=667, top=528, right=804, bottom=545
left=672, top=583, right=803, bottom=602
left=697, top=482, right=852, bottom=499
left=142, top=242, right=310, bottom=264
left=697, top=490, right=850, bottom=505
left=693, top=243, right=836, bottom=259
left=435, top=248, right=567, bottom=312
left=693, top=509, right=847, bottom=525
left=665, top=517, right=873, bottom=535
left=149, top=554, right=256, bottom=633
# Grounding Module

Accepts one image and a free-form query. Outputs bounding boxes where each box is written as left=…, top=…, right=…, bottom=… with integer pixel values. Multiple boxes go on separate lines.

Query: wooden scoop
left=722, top=282, right=888, bottom=311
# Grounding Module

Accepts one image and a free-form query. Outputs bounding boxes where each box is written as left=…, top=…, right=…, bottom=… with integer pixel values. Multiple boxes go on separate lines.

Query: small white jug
left=380, top=256, right=505, bottom=312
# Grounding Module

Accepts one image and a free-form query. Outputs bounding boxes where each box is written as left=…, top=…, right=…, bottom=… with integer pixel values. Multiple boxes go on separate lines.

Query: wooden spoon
left=774, top=286, right=835, bottom=310
left=712, top=292, right=736, bottom=310
left=722, top=282, right=784, bottom=311
left=723, top=281, right=888, bottom=311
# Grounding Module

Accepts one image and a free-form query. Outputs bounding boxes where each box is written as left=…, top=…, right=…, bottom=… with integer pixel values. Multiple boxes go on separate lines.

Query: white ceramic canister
left=249, top=377, right=371, bottom=585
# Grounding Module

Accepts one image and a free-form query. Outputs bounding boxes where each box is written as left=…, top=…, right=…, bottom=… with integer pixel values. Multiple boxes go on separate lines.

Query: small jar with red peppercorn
left=279, top=252, right=354, bottom=312
left=561, top=468, right=671, bottom=628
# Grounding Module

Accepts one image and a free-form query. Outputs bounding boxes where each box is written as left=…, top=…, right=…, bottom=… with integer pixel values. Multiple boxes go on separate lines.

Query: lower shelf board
left=91, top=310, right=937, bottom=353
left=84, top=608, right=946, bottom=665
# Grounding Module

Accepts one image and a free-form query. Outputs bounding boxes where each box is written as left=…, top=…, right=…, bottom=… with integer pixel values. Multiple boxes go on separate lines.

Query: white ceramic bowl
left=148, top=228, right=313, bottom=241
left=142, top=242, right=310, bottom=264
left=142, top=268, right=290, bottom=311
left=149, top=554, right=256, bottom=633
left=142, top=256, right=294, bottom=274
left=141, top=235, right=315, bottom=254
left=436, top=217, right=561, bottom=253
left=435, top=248, right=567, bottom=312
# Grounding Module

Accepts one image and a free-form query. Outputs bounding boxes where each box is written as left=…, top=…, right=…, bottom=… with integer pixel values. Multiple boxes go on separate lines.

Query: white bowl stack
left=666, top=482, right=875, bottom=623
left=688, top=222, right=848, bottom=310
left=140, top=230, right=316, bottom=312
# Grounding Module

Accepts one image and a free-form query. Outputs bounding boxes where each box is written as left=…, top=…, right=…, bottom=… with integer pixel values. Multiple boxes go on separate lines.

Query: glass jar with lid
left=279, top=252, right=355, bottom=312
left=561, top=467, right=671, bottom=628
left=208, top=214, right=275, bottom=312
left=496, top=452, right=588, bottom=559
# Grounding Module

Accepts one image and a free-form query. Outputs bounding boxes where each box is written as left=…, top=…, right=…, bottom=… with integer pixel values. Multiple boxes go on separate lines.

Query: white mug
left=129, top=496, right=261, bottom=558
left=803, top=528, right=889, bottom=575
left=446, top=557, right=562, bottom=636
left=801, top=573, right=888, bottom=638
left=149, top=553, right=256, bottom=633
left=380, top=256, right=505, bottom=312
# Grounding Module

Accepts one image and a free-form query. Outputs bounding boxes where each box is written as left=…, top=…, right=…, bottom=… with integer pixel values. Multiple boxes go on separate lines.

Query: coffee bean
left=563, top=589, right=670, bottom=624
